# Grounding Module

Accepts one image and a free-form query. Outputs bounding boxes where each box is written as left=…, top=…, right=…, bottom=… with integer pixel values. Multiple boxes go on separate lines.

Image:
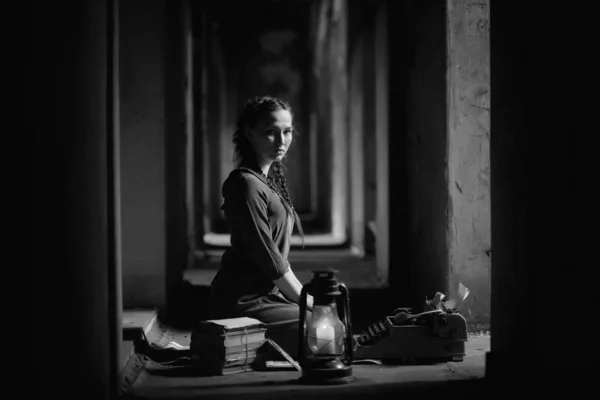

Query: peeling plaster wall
left=118, top=0, right=188, bottom=318
left=447, top=0, right=491, bottom=325
left=120, top=0, right=167, bottom=310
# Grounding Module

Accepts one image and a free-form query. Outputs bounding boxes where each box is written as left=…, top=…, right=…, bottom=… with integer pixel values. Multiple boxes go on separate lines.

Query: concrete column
left=164, top=0, right=193, bottom=324
left=488, top=1, right=542, bottom=376
left=488, top=1, right=583, bottom=383
left=388, top=0, right=449, bottom=306
left=387, top=0, right=491, bottom=319
left=163, top=0, right=189, bottom=314
left=29, top=0, right=116, bottom=397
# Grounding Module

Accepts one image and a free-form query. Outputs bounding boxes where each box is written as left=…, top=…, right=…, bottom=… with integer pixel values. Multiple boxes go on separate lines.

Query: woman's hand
left=274, top=268, right=313, bottom=311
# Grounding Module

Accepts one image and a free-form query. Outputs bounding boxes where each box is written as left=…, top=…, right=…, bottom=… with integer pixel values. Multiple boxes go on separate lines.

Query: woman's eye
left=265, top=129, right=293, bottom=136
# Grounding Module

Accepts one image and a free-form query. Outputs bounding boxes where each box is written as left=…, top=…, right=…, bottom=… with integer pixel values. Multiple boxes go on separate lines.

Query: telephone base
left=353, top=312, right=467, bottom=363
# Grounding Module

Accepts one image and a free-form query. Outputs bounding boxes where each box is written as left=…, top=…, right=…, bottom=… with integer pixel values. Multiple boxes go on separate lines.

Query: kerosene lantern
left=297, top=270, right=356, bottom=384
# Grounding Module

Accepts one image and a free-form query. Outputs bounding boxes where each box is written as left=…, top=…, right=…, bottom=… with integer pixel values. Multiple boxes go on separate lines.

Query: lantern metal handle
left=338, top=283, right=353, bottom=363
left=297, top=281, right=311, bottom=361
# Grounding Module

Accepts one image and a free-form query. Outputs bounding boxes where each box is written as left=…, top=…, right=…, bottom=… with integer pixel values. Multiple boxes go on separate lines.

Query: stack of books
left=190, top=317, right=268, bottom=375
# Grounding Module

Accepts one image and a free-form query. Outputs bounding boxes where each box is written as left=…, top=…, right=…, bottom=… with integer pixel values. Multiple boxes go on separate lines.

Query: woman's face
left=246, top=109, right=294, bottom=165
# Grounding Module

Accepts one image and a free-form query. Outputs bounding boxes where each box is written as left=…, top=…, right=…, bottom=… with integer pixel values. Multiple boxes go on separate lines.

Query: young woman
left=209, top=96, right=313, bottom=357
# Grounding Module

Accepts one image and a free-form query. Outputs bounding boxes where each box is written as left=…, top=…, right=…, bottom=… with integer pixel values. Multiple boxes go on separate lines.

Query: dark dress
left=209, top=167, right=309, bottom=356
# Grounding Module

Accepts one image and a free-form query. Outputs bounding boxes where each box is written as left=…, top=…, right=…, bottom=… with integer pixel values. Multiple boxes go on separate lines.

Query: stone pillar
left=387, top=0, right=491, bottom=319
left=487, top=1, right=544, bottom=378
left=163, top=0, right=190, bottom=315
left=29, top=0, right=117, bottom=397
left=488, top=1, right=582, bottom=383
left=388, top=0, right=449, bottom=306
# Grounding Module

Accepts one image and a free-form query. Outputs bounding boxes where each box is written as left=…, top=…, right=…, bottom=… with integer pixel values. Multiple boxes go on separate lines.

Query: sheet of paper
left=204, top=317, right=265, bottom=330
left=163, top=341, right=190, bottom=350
left=442, top=282, right=470, bottom=310
left=458, top=283, right=470, bottom=301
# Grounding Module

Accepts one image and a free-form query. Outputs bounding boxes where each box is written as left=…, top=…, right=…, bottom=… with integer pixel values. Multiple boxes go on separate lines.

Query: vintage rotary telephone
left=353, top=292, right=468, bottom=363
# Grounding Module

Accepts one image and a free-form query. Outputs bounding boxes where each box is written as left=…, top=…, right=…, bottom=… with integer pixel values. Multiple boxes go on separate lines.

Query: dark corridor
left=27, top=0, right=588, bottom=398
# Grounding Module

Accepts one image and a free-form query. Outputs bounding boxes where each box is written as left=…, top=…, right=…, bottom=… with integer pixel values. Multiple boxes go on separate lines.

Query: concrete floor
left=122, top=267, right=493, bottom=399
left=123, top=324, right=489, bottom=399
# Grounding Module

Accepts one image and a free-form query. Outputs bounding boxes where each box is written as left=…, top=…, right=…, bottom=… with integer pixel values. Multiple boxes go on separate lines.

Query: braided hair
left=232, top=96, right=305, bottom=247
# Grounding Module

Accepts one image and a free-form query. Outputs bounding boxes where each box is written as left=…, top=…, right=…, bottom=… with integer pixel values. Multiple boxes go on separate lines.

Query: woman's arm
left=274, top=268, right=314, bottom=311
